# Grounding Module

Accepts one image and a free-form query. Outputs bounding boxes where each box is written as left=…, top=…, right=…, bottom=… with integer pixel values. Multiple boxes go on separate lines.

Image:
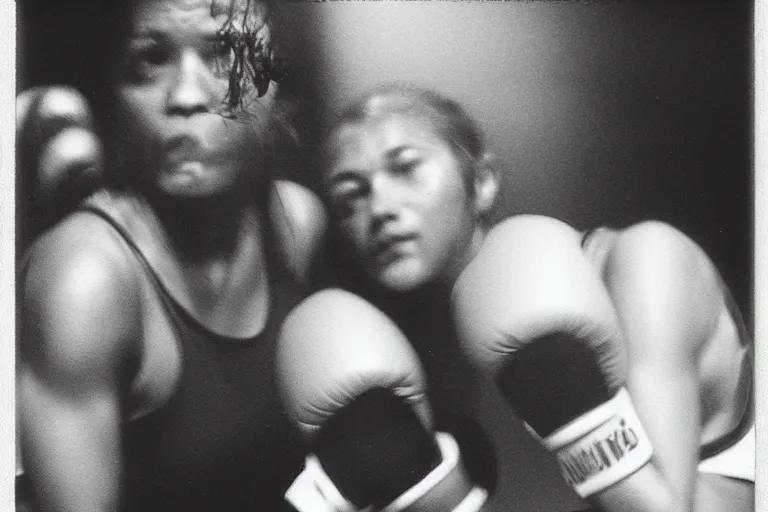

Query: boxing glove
left=278, top=289, right=489, bottom=512
left=452, top=215, right=653, bottom=498
left=17, top=86, right=104, bottom=246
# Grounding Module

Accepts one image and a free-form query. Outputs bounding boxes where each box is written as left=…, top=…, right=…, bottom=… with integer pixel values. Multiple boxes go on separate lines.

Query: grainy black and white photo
left=13, top=1, right=755, bottom=511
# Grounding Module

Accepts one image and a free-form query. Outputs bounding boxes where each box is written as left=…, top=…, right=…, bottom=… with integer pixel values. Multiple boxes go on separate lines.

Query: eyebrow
left=383, top=145, right=417, bottom=160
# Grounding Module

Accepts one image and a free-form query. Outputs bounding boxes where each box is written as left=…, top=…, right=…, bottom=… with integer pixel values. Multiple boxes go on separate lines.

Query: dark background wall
left=275, top=0, right=752, bottom=317
left=272, top=3, right=753, bottom=510
left=19, top=1, right=752, bottom=511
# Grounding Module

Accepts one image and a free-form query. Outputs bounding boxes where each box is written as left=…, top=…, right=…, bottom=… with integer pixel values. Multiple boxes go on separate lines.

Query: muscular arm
left=598, top=221, right=723, bottom=512
left=19, top=224, right=141, bottom=512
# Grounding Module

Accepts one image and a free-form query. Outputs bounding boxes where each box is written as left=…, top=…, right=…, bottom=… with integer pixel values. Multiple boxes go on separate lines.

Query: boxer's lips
left=162, top=134, right=218, bottom=167
left=373, top=233, right=418, bottom=266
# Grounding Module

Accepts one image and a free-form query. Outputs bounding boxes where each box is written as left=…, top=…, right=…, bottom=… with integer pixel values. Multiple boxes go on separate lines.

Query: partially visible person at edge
left=314, top=83, right=754, bottom=512
left=16, top=0, right=328, bottom=510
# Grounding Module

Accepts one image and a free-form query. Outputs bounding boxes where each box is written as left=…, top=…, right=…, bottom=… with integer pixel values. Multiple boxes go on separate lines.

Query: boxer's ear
left=472, top=153, right=499, bottom=216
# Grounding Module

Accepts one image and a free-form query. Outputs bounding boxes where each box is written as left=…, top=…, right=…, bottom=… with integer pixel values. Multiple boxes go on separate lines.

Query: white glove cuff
left=533, top=388, right=653, bottom=498
left=382, top=432, right=488, bottom=512
left=284, top=454, right=358, bottom=512
left=285, top=433, right=489, bottom=512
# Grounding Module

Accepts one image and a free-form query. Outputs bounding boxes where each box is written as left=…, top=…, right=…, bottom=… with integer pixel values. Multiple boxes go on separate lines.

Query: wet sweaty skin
left=114, top=0, right=281, bottom=199
left=325, top=113, right=481, bottom=293
left=129, top=0, right=282, bottom=113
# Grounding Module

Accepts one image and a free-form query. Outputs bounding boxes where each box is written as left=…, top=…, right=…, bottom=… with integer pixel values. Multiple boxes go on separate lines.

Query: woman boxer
left=319, top=84, right=754, bottom=512
left=17, top=1, right=326, bottom=510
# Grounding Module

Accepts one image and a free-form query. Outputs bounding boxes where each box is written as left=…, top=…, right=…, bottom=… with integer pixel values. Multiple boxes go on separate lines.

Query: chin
left=156, top=162, right=240, bottom=198
left=158, top=176, right=233, bottom=200
left=374, top=259, right=432, bottom=294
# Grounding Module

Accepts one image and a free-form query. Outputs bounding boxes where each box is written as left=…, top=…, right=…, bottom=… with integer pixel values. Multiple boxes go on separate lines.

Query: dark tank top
left=81, top=199, right=306, bottom=512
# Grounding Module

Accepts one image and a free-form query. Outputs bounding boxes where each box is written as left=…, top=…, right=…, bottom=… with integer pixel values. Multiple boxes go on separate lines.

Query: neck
left=144, top=187, right=262, bottom=263
left=442, top=223, right=488, bottom=291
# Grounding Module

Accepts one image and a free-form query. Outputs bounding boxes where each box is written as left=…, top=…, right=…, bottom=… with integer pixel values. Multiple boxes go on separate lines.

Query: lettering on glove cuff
left=538, top=388, right=653, bottom=498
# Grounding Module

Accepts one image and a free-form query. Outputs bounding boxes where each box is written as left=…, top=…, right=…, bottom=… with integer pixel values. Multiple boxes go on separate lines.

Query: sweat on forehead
left=329, top=86, right=485, bottom=161
left=359, top=91, right=437, bottom=122
left=326, top=95, right=442, bottom=148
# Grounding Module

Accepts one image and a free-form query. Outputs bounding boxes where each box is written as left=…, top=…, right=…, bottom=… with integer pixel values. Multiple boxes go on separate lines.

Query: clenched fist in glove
left=279, top=289, right=490, bottom=511
left=17, top=86, right=103, bottom=248
left=452, top=215, right=653, bottom=499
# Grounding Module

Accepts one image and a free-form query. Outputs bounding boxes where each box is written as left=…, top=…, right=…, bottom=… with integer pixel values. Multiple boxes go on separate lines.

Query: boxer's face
left=326, top=114, right=480, bottom=292
left=114, top=0, right=276, bottom=198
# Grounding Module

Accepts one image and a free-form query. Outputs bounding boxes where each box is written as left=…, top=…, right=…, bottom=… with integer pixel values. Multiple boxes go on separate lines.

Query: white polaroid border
left=754, top=2, right=766, bottom=511
left=1, top=1, right=16, bottom=510
left=1, top=1, right=763, bottom=511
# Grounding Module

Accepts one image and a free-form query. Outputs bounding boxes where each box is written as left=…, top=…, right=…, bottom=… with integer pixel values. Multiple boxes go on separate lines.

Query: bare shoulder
left=24, top=212, right=142, bottom=302
left=610, top=220, right=714, bottom=279
left=605, top=221, right=723, bottom=354
left=271, top=180, right=328, bottom=282
left=493, top=214, right=581, bottom=237
left=487, top=215, right=584, bottom=254
left=21, top=213, right=143, bottom=384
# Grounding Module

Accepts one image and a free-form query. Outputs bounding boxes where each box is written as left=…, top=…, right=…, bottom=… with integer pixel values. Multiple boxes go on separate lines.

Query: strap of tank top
left=580, top=226, right=603, bottom=249
left=75, top=203, right=181, bottom=319
left=699, top=367, right=753, bottom=460
left=700, top=276, right=753, bottom=460
left=81, top=197, right=306, bottom=337
left=721, top=276, right=752, bottom=348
